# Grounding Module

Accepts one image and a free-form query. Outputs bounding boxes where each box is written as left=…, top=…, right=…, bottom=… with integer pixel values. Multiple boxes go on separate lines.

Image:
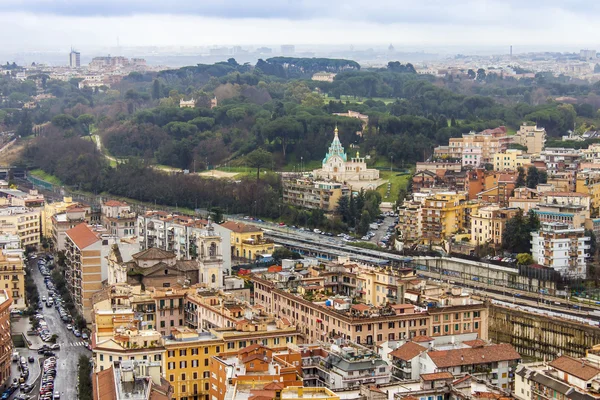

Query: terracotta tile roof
left=93, top=367, right=116, bottom=400
left=452, top=375, right=472, bottom=385
left=428, top=343, right=520, bottom=368
left=132, top=247, right=175, bottom=260
left=263, top=382, right=284, bottom=390
left=221, top=221, right=262, bottom=233
left=238, top=343, right=268, bottom=356
left=66, top=223, right=100, bottom=249
left=103, top=200, right=128, bottom=207
left=243, top=353, right=272, bottom=364
left=464, top=339, right=487, bottom=348
left=549, top=355, right=600, bottom=381
left=351, top=304, right=371, bottom=312
left=412, top=335, right=434, bottom=342
left=389, top=342, right=427, bottom=361
left=421, top=372, right=454, bottom=381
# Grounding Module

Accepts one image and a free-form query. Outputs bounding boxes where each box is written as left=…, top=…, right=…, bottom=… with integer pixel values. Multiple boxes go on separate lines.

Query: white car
left=66, top=324, right=73, bottom=331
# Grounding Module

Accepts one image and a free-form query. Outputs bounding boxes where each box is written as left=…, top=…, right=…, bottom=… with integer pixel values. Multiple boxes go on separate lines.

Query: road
left=27, top=257, right=91, bottom=400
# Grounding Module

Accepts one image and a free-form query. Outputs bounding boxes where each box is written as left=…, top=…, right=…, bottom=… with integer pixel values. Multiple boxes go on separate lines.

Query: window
left=474, top=322, right=479, bottom=329
left=180, top=361, right=187, bottom=369
left=169, top=375, right=174, bottom=382
left=168, top=362, right=175, bottom=370
left=191, top=348, right=198, bottom=355
left=181, top=373, right=186, bottom=381
left=182, top=385, right=186, bottom=393
left=205, top=359, right=209, bottom=367
left=99, top=354, right=104, bottom=361
left=204, top=347, right=209, bottom=354
left=192, top=360, right=198, bottom=367
left=180, top=349, right=186, bottom=357
left=168, top=350, right=175, bottom=358
left=454, top=324, right=459, bottom=331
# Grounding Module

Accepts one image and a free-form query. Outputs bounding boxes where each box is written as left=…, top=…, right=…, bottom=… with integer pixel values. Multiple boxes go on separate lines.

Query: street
left=26, top=257, right=91, bottom=399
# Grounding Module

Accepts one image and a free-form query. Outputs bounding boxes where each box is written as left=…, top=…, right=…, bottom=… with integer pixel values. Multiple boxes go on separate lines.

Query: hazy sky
left=1, top=0, right=598, bottom=51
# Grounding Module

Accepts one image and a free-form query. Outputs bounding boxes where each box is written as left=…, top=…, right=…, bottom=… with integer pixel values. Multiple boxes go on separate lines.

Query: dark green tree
left=152, top=79, right=161, bottom=100
left=358, top=210, right=371, bottom=236
left=16, top=110, right=33, bottom=137
left=526, top=166, right=540, bottom=189
left=516, top=167, right=526, bottom=188
left=246, top=148, right=273, bottom=181
left=77, top=114, right=95, bottom=136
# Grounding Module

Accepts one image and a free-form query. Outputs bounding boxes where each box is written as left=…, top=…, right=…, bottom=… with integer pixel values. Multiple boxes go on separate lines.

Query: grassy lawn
left=377, top=171, right=410, bottom=203
left=281, top=159, right=321, bottom=172
left=29, top=169, right=62, bottom=185
left=506, top=127, right=517, bottom=135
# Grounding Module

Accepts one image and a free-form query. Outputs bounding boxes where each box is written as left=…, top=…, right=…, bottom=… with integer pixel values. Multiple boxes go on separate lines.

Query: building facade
left=282, top=178, right=349, bottom=212
left=0, top=290, right=12, bottom=387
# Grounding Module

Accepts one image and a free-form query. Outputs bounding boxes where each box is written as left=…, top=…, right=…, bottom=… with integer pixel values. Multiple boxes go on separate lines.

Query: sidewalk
left=11, top=315, right=44, bottom=350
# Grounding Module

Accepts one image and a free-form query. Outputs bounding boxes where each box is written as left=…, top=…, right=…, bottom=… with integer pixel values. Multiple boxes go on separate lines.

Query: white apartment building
left=0, top=206, right=41, bottom=249
left=531, top=222, right=590, bottom=278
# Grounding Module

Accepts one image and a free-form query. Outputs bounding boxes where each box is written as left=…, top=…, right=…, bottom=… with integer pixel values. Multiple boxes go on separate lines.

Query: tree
left=502, top=209, right=539, bottom=254
left=358, top=210, right=371, bottom=236
left=16, top=110, right=33, bottom=137
left=52, top=114, right=77, bottom=129
left=516, top=253, right=534, bottom=265
left=515, top=167, right=526, bottom=188
left=210, top=207, right=224, bottom=224
left=467, top=69, right=476, bottom=79
left=272, top=247, right=301, bottom=262
left=152, top=79, right=161, bottom=100
left=476, top=68, right=486, bottom=81
left=526, top=166, right=540, bottom=189
left=246, top=148, right=273, bottom=181
left=77, top=114, right=95, bottom=136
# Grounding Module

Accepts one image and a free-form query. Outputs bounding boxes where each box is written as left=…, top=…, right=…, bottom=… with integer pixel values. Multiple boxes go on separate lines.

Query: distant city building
left=580, top=49, right=597, bottom=61
left=69, top=49, right=81, bottom=68
left=281, top=44, right=295, bottom=54
left=312, top=72, right=337, bottom=82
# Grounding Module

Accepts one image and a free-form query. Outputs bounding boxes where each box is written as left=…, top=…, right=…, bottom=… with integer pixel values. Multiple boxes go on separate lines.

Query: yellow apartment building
left=357, top=267, right=411, bottom=307
left=514, top=123, right=546, bottom=154
left=576, top=171, right=600, bottom=217
left=0, top=206, right=40, bottom=249
left=0, top=250, right=25, bottom=309
left=220, top=221, right=274, bottom=261
left=492, top=149, right=532, bottom=171
left=396, top=200, right=422, bottom=244
left=470, top=206, right=519, bottom=247
left=421, top=192, right=480, bottom=245
left=64, top=223, right=102, bottom=322
left=163, top=322, right=300, bottom=400
left=448, top=128, right=511, bottom=162
left=42, top=196, right=74, bottom=238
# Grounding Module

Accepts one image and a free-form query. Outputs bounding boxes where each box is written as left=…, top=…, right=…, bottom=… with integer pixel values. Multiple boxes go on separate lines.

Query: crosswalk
left=65, top=341, right=87, bottom=348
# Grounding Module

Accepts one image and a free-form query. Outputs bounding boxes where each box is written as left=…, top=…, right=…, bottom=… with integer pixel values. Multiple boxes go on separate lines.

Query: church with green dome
left=313, top=127, right=379, bottom=183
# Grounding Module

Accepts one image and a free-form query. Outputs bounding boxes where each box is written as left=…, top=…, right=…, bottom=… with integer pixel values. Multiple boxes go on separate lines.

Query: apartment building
left=282, top=177, right=350, bottom=212
left=492, top=149, right=532, bottom=171
left=252, top=276, right=488, bottom=346
left=163, top=322, right=300, bottom=400
left=210, top=344, right=302, bottom=400
left=138, top=212, right=230, bottom=274
left=422, top=342, right=520, bottom=390
left=421, top=192, right=479, bottom=244
left=470, top=206, right=519, bottom=247
left=0, top=250, right=25, bottom=309
left=93, top=328, right=166, bottom=372
left=576, top=170, right=600, bottom=216
left=101, top=200, right=136, bottom=237
left=65, top=223, right=103, bottom=321
left=42, top=196, right=76, bottom=237
left=92, top=360, right=173, bottom=400
left=0, top=188, right=44, bottom=208
left=0, top=234, right=19, bottom=250
left=540, top=148, right=581, bottom=173
left=531, top=222, right=591, bottom=278
left=462, top=146, right=483, bottom=168
left=447, top=126, right=511, bottom=163
left=514, top=124, right=546, bottom=154
left=509, top=188, right=540, bottom=213
left=0, top=206, right=40, bottom=249
left=300, top=341, right=390, bottom=389
left=220, top=221, right=274, bottom=262
left=51, top=204, right=93, bottom=251
left=515, top=356, right=600, bottom=400
left=397, top=200, right=423, bottom=244
left=0, top=290, right=12, bottom=387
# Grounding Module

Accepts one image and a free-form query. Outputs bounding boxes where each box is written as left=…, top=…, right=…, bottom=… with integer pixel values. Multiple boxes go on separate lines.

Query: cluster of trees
left=78, top=354, right=93, bottom=400
left=516, top=166, right=548, bottom=189
left=336, top=190, right=383, bottom=235
left=256, top=57, right=360, bottom=79
left=502, top=209, right=540, bottom=254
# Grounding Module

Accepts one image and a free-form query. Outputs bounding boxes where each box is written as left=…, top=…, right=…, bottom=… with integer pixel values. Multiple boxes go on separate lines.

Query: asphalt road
left=27, top=257, right=91, bottom=400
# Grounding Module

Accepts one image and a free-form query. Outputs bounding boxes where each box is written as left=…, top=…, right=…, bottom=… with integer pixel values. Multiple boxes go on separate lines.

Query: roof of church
left=132, top=247, right=175, bottom=260
left=323, top=126, right=347, bottom=164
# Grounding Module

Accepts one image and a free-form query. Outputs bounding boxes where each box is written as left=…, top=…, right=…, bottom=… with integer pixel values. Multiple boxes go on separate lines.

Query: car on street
left=27, top=356, right=34, bottom=363
left=73, top=330, right=81, bottom=337
left=50, top=344, right=60, bottom=350
left=81, top=332, right=88, bottom=340
left=66, top=324, right=72, bottom=331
